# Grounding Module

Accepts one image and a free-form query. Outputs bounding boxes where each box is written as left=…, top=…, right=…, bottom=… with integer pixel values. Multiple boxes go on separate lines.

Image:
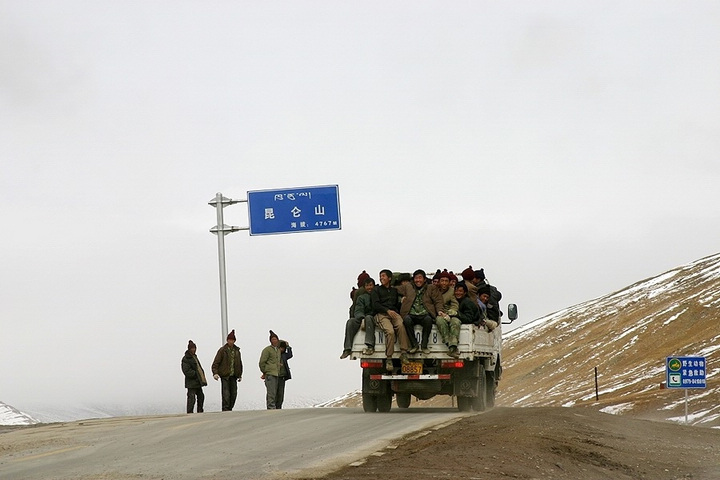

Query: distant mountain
left=0, top=401, right=39, bottom=426
left=500, top=252, right=720, bottom=427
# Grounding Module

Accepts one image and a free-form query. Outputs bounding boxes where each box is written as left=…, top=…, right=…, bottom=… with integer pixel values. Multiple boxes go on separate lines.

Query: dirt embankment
left=302, top=406, right=720, bottom=480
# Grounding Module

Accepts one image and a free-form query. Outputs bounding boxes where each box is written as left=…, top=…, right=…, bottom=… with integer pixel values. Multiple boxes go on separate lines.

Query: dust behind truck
left=349, top=289, right=517, bottom=413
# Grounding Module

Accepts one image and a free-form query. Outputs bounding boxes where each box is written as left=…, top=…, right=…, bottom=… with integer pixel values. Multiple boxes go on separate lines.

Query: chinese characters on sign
left=666, top=356, right=707, bottom=389
left=247, top=185, right=341, bottom=236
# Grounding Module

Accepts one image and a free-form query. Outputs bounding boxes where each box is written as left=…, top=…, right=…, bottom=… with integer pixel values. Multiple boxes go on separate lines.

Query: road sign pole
left=209, top=193, right=247, bottom=343
left=685, top=389, right=688, bottom=424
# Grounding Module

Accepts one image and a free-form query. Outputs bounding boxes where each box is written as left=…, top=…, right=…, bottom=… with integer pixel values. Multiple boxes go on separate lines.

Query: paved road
left=0, top=407, right=470, bottom=479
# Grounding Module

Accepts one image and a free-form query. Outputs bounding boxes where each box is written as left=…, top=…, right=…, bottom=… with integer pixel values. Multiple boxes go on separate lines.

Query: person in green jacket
left=259, top=330, right=285, bottom=409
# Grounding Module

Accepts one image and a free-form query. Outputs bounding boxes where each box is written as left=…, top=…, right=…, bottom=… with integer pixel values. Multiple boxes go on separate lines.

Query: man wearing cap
left=181, top=340, right=207, bottom=413
left=476, top=284, right=499, bottom=331
left=212, top=329, right=243, bottom=411
left=259, top=330, right=286, bottom=409
left=397, top=269, right=444, bottom=355
left=434, top=270, right=461, bottom=357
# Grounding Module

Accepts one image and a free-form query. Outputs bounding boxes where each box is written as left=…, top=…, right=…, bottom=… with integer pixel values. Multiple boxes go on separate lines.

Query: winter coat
left=281, top=345, right=293, bottom=380
left=182, top=350, right=208, bottom=389
left=371, top=284, right=401, bottom=315
left=396, top=282, right=445, bottom=318
left=440, top=287, right=459, bottom=316
left=456, top=295, right=480, bottom=325
left=259, top=345, right=282, bottom=377
left=354, top=290, right=374, bottom=319
left=211, top=343, right=244, bottom=378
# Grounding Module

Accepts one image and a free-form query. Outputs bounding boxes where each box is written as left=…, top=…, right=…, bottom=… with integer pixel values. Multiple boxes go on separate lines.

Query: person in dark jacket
left=455, top=282, right=480, bottom=326
left=276, top=339, right=293, bottom=409
left=181, top=340, right=207, bottom=413
left=340, top=277, right=377, bottom=358
left=212, top=329, right=243, bottom=411
left=371, top=269, right=410, bottom=371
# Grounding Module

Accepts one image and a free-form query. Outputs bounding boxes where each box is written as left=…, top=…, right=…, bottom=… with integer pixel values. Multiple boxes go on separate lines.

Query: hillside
left=499, top=252, right=720, bottom=426
left=326, top=253, right=720, bottom=427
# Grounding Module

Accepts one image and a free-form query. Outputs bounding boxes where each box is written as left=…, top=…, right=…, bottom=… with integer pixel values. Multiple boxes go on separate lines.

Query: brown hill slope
left=499, top=252, right=720, bottom=427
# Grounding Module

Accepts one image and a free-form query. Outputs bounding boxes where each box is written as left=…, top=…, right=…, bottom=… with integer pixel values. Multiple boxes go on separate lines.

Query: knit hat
left=477, top=284, right=493, bottom=297
left=461, top=266, right=475, bottom=282
left=474, top=268, right=486, bottom=282
left=357, top=270, right=371, bottom=288
left=269, top=330, right=279, bottom=341
left=449, top=271, right=458, bottom=283
left=227, top=329, right=236, bottom=341
left=438, top=269, right=451, bottom=280
left=188, top=340, right=196, bottom=350
left=432, top=269, right=442, bottom=280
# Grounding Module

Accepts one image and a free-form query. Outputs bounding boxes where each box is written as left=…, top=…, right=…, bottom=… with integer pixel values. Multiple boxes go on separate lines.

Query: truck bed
left=350, top=323, right=501, bottom=361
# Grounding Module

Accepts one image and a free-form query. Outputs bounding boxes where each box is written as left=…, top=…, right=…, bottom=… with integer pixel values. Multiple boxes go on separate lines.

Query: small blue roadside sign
left=666, top=356, right=707, bottom=389
left=247, top=185, right=341, bottom=236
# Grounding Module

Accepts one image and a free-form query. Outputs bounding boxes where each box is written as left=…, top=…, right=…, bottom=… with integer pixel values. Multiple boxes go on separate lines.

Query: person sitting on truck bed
left=371, top=269, right=410, bottom=371
left=434, top=269, right=461, bottom=357
left=475, top=268, right=504, bottom=323
left=454, top=282, right=480, bottom=326
left=396, top=269, right=444, bottom=355
left=476, top=284, right=499, bottom=331
left=340, top=277, right=377, bottom=358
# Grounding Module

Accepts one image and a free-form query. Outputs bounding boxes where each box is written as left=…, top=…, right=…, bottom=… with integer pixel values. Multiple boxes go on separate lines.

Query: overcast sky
left=2, top=1, right=719, bottom=419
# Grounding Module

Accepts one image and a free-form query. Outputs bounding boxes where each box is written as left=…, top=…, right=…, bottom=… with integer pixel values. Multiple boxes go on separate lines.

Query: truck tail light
left=361, top=359, right=383, bottom=369
left=440, top=360, right=464, bottom=369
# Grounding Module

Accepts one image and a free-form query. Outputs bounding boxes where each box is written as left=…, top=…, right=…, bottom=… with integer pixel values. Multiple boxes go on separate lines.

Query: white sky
left=2, top=1, right=719, bottom=417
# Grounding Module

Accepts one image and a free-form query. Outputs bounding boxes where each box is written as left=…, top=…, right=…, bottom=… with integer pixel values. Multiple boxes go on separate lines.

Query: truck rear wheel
left=362, top=393, right=378, bottom=412
left=457, top=396, right=472, bottom=412
left=377, top=393, right=392, bottom=412
left=472, top=372, right=487, bottom=412
left=396, top=393, right=411, bottom=409
left=485, top=372, right=496, bottom=408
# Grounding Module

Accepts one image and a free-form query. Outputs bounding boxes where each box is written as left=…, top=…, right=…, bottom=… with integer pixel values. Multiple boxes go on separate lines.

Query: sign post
left=209, top=185, right=341, bottom=342
left=666, top=356, right=707, bottom=424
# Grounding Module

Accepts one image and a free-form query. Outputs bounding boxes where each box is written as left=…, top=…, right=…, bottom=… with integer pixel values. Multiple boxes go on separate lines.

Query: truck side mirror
left=506, top=303, right=518, bottom=322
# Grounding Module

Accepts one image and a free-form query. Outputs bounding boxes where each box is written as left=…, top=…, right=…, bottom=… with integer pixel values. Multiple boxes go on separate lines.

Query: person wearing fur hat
left=181, top=340, right=207, bottom=413
left=259, top=330, right=286, bottom=409
left=212, top=329, right=243, bottom=411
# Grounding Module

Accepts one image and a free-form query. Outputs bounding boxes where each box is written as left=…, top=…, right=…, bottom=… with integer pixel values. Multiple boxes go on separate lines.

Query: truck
left=350, top=303, right=517, bottom=412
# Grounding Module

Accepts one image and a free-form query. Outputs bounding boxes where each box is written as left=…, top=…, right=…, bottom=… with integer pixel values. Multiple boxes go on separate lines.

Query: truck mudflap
left=370, top=374, right=451, bottom=380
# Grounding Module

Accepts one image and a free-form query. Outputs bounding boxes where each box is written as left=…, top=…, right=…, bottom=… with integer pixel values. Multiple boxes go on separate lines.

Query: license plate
left=401, top=362, right=423, bottom=374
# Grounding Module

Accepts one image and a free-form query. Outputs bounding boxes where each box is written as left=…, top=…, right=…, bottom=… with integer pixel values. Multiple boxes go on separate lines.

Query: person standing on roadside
left=259, top=330, right=285, bottom=409
left=276, top=339, right=293, bottom=409
left=181, top=340, right=207, bottom=413
left=212, top=329, right=243, bottom=411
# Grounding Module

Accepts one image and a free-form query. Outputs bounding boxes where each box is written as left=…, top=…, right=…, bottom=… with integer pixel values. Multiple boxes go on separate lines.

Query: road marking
left=9, top=445, right=86, bottom=463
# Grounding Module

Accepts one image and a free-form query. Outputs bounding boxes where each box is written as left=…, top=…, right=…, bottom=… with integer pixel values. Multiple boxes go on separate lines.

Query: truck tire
left=472, top=372, right=487, bottom=412
left=377, top=393, right=392, bottom=412
left=485, top=371, right=496, bottom=408
left=396, top=393, right=411, bottom=409
left=362, top=393, right=378, bottom=413
left=457, top=396, right=472, bottom=412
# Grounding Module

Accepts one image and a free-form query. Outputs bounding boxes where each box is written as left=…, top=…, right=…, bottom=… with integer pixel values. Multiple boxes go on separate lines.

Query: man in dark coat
left=212, top=329, right=243, bottom=411
left=181, top=340, right=207, bottom=413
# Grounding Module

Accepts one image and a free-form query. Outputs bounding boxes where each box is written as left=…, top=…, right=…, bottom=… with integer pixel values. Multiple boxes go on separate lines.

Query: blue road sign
left=247, top=185, right=341, bottom=236
left=666, top=356, right=707, bottom=389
